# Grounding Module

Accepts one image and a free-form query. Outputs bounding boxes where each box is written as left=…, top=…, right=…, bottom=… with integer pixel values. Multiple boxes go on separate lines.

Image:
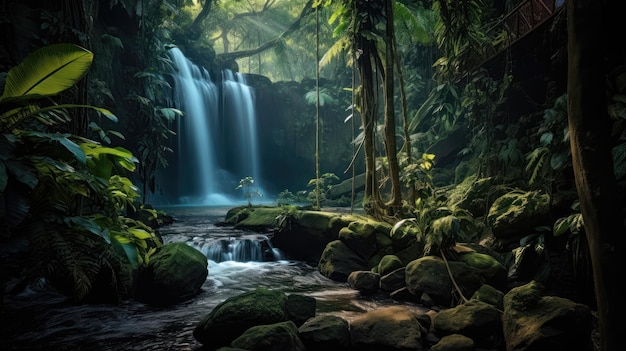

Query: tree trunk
left=356, top=37, right=378, bottom=213
left=353, top=0, right=383, bottom=216
left=383, top=0, right=403, bottom=211
left=567, top=1, right=626, bottom=350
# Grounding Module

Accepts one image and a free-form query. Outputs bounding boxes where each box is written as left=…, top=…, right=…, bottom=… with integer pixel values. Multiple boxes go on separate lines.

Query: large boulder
left=487, top=190, right=551, bottom=242
left=502, top=280, right=593, bottom=351
left=349, top=305, right=424, bottom=350
left=230, top=320, right=306, bottom=351
left=135, top=242, right=207, bottom=306
left=458, top=251, right=508, bottom=291
left=271, top=210, right=364, bottom=264
left=318, top=240, right=368, bottom=282
left=347, top=270, right=380, bottom=293
left=286, top=294, right=316, bottom=327
left=430, top=334, right=475, bottom=351
left=405, top=256, right=483, bottom=307
left=193, top=287, right=288, bottom=349
left=432, top=299, right=503, bottom=349
left=298, top=315, right=351, bottom=350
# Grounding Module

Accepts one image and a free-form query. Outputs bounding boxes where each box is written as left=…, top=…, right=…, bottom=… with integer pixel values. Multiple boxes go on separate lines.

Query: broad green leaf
left=36, top=104, right=118, bottom=122
left=66, top=216, right=111, bottom=243
left=17, top=131, right=86, bottom=164
left=5, top=159, right=39, bottom=189
left=0, top=43, right=93, bottom=102
left=128, top=228, right=153, bottom=240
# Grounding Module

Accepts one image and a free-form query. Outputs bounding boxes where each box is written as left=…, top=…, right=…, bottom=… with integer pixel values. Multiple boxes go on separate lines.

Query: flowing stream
left=1, top=206, right=423, bottom=350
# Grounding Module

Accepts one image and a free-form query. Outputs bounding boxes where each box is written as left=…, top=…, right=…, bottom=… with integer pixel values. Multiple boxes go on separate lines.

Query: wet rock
left=347, top=270, right=380, bottom=293
left=135, top=242, right=207, bottom=306
left=286, top=294, right=316, bottom=327
left=318, top=240, right=368, bottom=282
left=230, top=320, right=305, bottom=351
left=349, top=305, right=423, bottom=350
left=193, top=287, right=287, bottom=349
left=298, top=315, right=350, bottom=350
left=405, top=256, right=483, bottom=307
left=502, top=280, right=592, bottom=351
left=433, top=299, right=503, bottom=349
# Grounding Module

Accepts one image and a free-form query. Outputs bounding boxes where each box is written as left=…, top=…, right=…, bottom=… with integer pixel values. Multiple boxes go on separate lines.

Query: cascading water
left=192, top=234, right=283, bottom=263
left=165, top=48, right=263, bottom=205
left=222, top=70, right=264, bottom=198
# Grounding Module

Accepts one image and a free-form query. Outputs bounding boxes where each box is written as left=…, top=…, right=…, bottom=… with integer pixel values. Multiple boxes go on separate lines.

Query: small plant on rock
left=236, top=176, right=262, bottom=206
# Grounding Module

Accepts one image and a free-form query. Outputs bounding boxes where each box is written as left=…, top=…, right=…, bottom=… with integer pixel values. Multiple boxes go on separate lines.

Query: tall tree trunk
left=353, top=0, right=383, bottom=216
left=62, top=0, right=93, bottom=137
left=357, top=36, right=378, bottom=213
left=383, top=0, right=402, bottom=211
left=567, top=1, right=626, bottom=350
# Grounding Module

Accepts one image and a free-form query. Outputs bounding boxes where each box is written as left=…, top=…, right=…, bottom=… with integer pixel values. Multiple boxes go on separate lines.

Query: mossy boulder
left=502, top=281, right=592, bottom=351
left=135, top=242, right=208, bottom=306
left=230, top=320, right=306, bottom=351
left=487, top=190, right=551, bottom=240
left=377, top=254, right=404, bottom=276
left=405, top=256, right=483, bottom=307
left=193, top=287, right=288, bottom=349
left=433, top=299, right=503, bottom=348
left=318, top=240, right=368, bottom=282
left=459, top=252, right=507, bottom=291
left=234, top=207, right=284, bottom=230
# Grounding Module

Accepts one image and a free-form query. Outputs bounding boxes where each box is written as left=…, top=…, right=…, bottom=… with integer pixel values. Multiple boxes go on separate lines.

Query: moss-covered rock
left=193, top=287, right=288, bottom=348
left=433, top=299, right=503, bottom=349
left=405, top=256, right=483, bottom=307
left=487, top=190, right=551, bottom=240
left=318, top=240, right=368, bottom=282
left=470, top=284, right=504, bottom=310
left=459, top=252, right=507, bottom=291
left=377, top=254, right=404, bottom=276
left=234, top=207, right=284, bottom=230
left=230, top=320, right=306, bottom=351
left=135, top=242, right=208, bottom=306
left=502, top=281, right=592, bottom=351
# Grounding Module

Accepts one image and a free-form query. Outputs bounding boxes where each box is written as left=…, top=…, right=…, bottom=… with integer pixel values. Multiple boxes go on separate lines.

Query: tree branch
left=216, top=0, right=314, bottom=62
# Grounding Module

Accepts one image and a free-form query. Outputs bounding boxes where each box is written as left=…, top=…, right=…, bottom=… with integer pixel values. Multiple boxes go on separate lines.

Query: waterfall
left=191, top=235, right=284, bottom=263
left=165, top=48, right=263, bottom=205
left=222, top=70, right=263, bottom=199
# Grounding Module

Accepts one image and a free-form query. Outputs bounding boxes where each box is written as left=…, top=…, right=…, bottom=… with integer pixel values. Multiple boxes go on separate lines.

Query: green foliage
left=125, top=48, right=182, bottom=202
left=306, top=172, right=339, bottom=205
left=524, top=94, right=571, bottom=188
left=413, top=195, right=480, bottom=256
left=461, top=69, right=512, bottom=178
left=236, top=176, right=263, bottom=206
left=432, top=0, right=488, bottom=80
left=274, top=205, right=302, bottom=232
left=0, top=43, right=161, bottom=302
left=400, top=152, right=436, bottom=197
left=276, top=189, right=308, bottom=206
left=304, top=88, right=337, bottom=106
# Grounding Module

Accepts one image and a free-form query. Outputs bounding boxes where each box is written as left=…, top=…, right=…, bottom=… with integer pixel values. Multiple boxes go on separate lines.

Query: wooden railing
left=482, top=0, right=566, bottom=61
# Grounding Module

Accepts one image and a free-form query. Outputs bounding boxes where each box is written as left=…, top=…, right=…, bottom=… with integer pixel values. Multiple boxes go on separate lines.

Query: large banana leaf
left=0, top=43, right=93, bottom=102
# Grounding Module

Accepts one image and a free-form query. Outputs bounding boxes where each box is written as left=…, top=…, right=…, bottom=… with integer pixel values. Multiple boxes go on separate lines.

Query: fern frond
left=525, top=147, right=548, bottom=186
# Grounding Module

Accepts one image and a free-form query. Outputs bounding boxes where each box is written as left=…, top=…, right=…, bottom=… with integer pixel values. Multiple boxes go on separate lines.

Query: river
left=1, top=205, right=422, bottom=350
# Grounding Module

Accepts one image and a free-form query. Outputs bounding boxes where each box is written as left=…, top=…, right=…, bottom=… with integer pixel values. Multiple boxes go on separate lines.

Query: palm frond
left=0, top=43, right=93, bottom=102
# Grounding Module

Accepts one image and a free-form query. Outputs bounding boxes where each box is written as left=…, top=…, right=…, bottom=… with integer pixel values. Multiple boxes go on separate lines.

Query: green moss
left=235, top=207, right=284, bottom=229
left=296, top=211, right=337, bottom=230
